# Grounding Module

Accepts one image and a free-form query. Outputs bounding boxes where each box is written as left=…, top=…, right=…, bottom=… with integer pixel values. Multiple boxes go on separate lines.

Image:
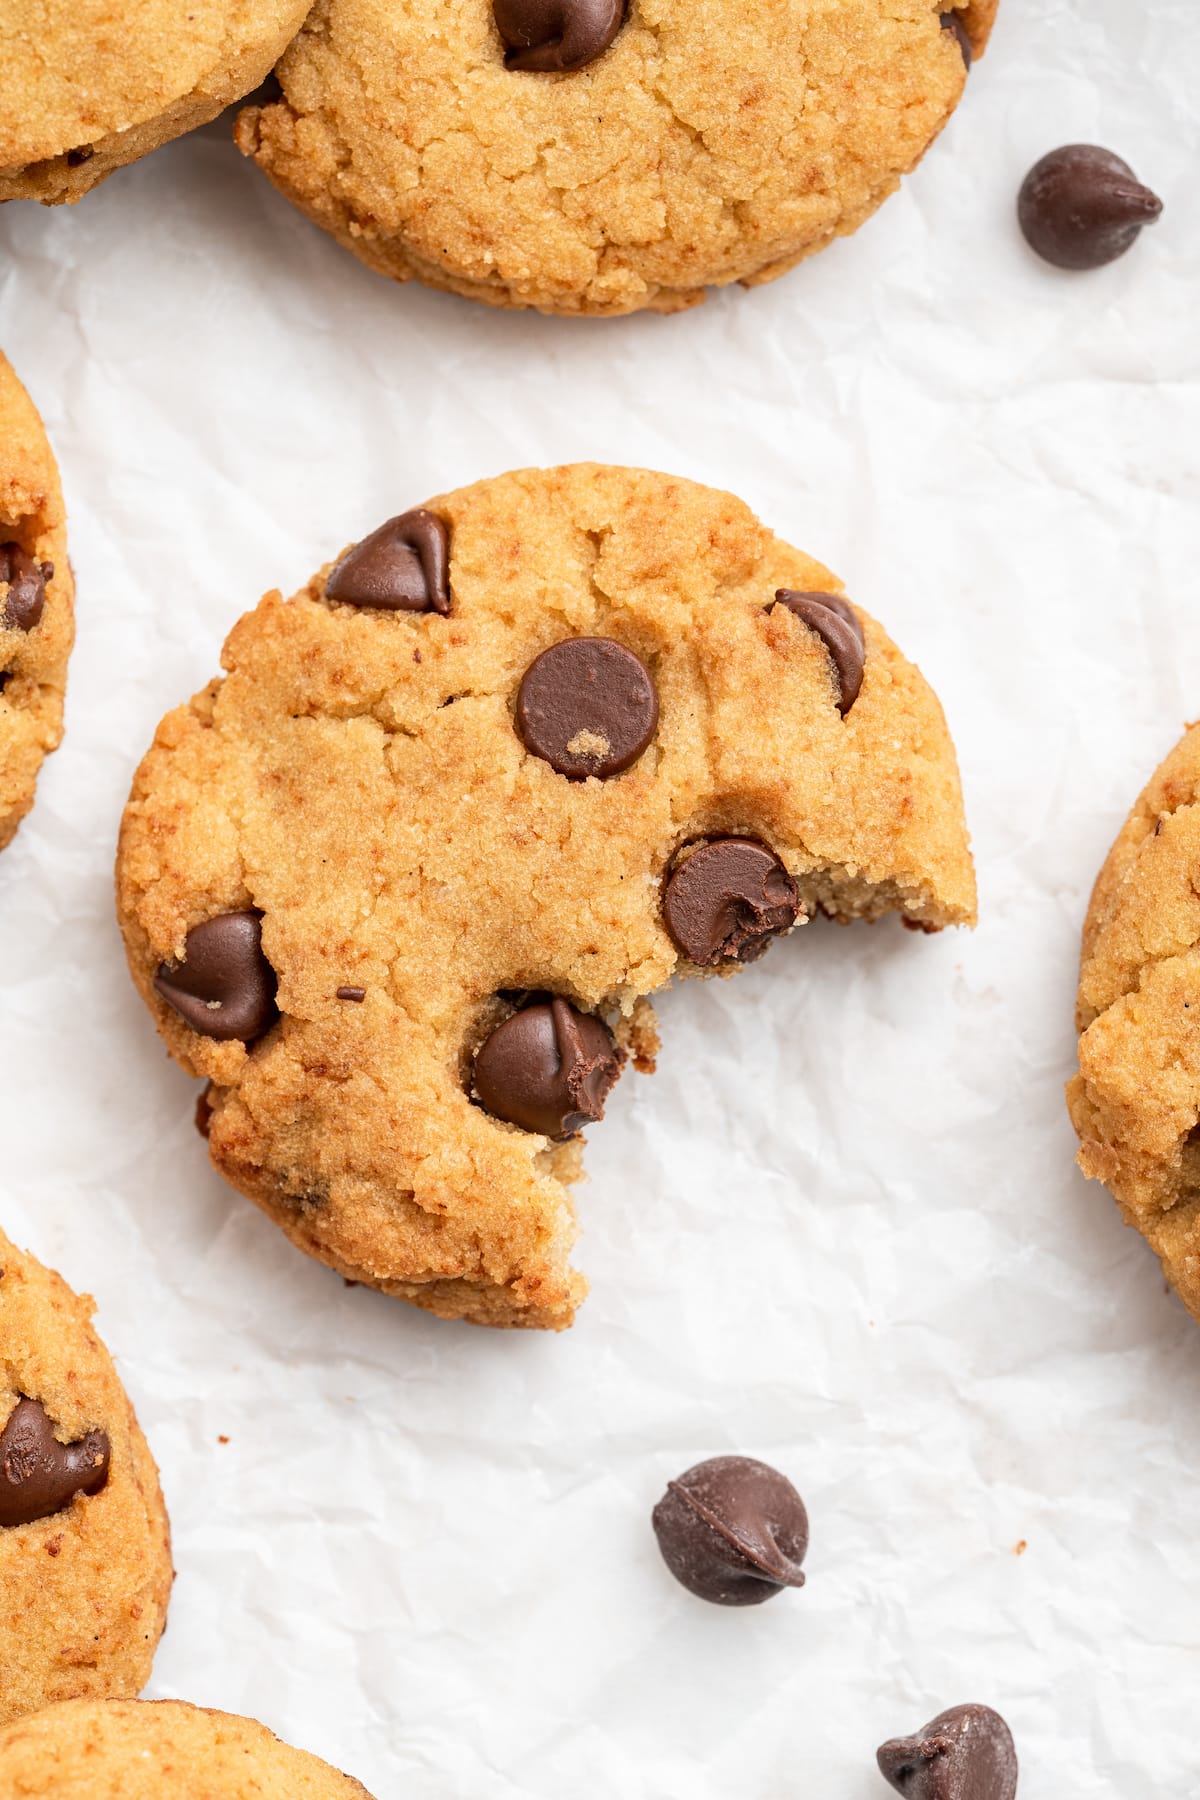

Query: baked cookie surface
left=0, top=0, right=311, bottom=204
left=0, top=1230, right=171, bottom=1726
left=117, top=464, right=976, bottom=1329
left=0, top=354, right=73, bottom=853
left=0, top=1699, right=374, bottom=1798
left=1069, top=724, right=1200, bottom=1324
left=235, top=0, right=998, bottom=317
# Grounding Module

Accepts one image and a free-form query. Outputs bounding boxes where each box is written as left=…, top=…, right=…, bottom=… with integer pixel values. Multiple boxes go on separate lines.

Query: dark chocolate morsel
left=336, top=986, right=367, bottom=1002
left=516, top=636, right=658, bottom=780
left=771, top=590, right=865, bottom=713
left=0, top=1397, right=110, bottom=1529
left=154, top=910, right=278, bottom=1043
left=877, top=1704, right=1018, bottom=1800
left=325, top=509, right=451, bottom=614
left=0, top=543, right=49, bottom=632
left=473, top=996, right=621, bottom=1137
left=494, top=0, right=626, bottom=72
left=1018, top=145, right=1163, bottom=271
left=662, top=838, right=799, bottom=966
left=939, top=11, right=971, bottom=67
left=652, top=1455, right=808, bottom=1607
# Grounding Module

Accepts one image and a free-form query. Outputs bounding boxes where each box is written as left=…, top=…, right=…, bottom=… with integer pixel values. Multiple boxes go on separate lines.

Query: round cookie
left=0, top=0, right=312, bottom=205
left=0, top=1229, right=172, bottom=1726
left=0, top=354, right=73, bottom=853
left=1069, top=724, right=1200, bottom=1324
left=235, top=0, right=999, bottom=317
left=117, top=463, right=976, bottom=1329
left=0, top=1699, right=374, bottom=1798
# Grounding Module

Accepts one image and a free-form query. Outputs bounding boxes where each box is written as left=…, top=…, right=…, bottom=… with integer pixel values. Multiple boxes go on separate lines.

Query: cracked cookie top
left=117, top=463, right=976, bottom=1329
left=234, top=0, right=998, bottom=317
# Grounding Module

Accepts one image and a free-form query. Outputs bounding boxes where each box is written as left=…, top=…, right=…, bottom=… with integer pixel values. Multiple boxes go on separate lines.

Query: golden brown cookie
left=117, top=464, right=976, bottom=1329
left=0, top=354, right=73, bottom=853
left=0, top=0, right=312, bottom=204
left=1069, top=724, right=1200, bottom=1323
left=0, top=1230, right=172, bottom=1726
left=0, top=1699, right=374, bottom=1798
left=235, top=0, right=998, bottom=317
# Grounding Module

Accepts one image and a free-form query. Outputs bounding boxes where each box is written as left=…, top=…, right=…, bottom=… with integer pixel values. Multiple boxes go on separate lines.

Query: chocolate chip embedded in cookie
left=0, top=352, right=74, bottom=854
left=876, top=1703, right=1018, bottom=1799
left=1018, top=146, right=1163, bottom=271
left=770, top=590, right=866, bottom=713
left=0, top=1229, right=171, bottom=1726
left=235, top=0, right=998, bottom=317
left=116, top=464, right=976, bottom=1330
left=326, top=510, right=451, bottom=614
left=652, top=1455, right=808, bottom=1607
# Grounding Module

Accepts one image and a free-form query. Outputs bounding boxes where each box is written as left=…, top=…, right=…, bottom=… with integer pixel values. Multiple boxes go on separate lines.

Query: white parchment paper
left=2, top=1, right=1199, bottom=1792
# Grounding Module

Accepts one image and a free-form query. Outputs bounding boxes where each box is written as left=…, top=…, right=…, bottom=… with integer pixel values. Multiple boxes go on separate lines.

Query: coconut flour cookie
left=0, top=354, right=73, bottom=853
left=1069, top=724, right=1200, bottom=1325
left=0, top=0, right=312, bottom=205
left=117, top=464, right=976, bottom=1329
left=0, top=1699, right=374, bottom=1798
left=235, top=0, right=998, bottom=317
left=0, top=1230, right=172, bottom=1725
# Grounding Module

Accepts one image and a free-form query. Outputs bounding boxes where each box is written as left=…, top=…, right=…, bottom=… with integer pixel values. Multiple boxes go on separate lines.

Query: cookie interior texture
left=0, top=1699, right=375, bottom=1798
left=235, top=0, right=999, bottom=317
left=0, top=0, right=312, bottom=203
left=117, top=464, right=976, bottom=1329
left=0, top=352, right=73, bottom=852
left=0, top=1231, right=172, bottom=1726
left=1069, top=723, right=1200, bottom=1323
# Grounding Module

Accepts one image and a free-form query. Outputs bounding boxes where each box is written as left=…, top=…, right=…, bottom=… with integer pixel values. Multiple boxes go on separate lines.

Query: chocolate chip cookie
left=1069, top=724, right=1200, bottom=1325
left=0, top=1230, right=172, bottom=1726
left=0, top=1699, right=374, bottom=1798
left=0, top=353, right=73, bottom=853
left=117, top=464, right=976, bottom=1329
left=0, top=0, right=311, bottom=204
left=235, top=0, right=998, bottom=317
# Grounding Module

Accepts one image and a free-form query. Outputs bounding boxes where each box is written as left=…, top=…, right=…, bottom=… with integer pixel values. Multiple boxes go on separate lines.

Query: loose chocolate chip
left=877, top=1704, right=1018, bottom=1800
left=939, top=11, right=971, bottom=67
left=325, top=509, right=451, bottom=614
left=66, top=145, right=95, bottom=167
left=652, top=1455, right=808, bottom=1607
left=0, top=1398, right=110, bottom=1529
left=473, top=995, right=621, bottom=1137
left=662, top=838, right=799, bottom=966
left=153, top=910, right=278, bottom=1043
left=336, top=985, right=366, bottom=1002
left=1018, top=145, right=1163, bottom=271
left=516, top=637, right=658, bottom=780
left=0, top=543, right=49, bottom=633
left=494, top=0, right=625, bottom=72
left=771, top=590, right=865, bottom=713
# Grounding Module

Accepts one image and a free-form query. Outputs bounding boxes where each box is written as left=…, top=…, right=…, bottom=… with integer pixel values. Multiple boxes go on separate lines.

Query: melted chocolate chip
left=652, top=1455, right=808, bottom=1607
left=0, top=1398, right=110, bottom=1529
left=662, top=839, right=799, bottom=966
left=473, top=996, right=621, bottom=1137
left=325, top=509, right=451, bottom=614
left=771, top=590, right=865, bottom=713
left=494, top=0, right=625, bottom=72
left=877, top=1704, right=1018, bottom=1800
left=0, top=543, right=50, bottom=633
left=154, top=910, right=278, bottom=1043
left=939, top=11, right=971, bottom=67
left=1018, top=145, right=1163, bottom=271
left=516, top=636, right=658, bottom=779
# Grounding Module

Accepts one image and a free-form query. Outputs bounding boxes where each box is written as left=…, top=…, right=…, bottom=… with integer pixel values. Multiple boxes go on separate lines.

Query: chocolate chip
left=336, top=985, right=366, bottom=1001
left=516, top=637, right=658, bottom=780
left=877, top=1704, right=1018, bottom=1800
left=939, top=11, right=971, bottom=67
left=1018, top=145, right=1163, bottom=271
left=771, top=590, right=865, bottom=713
left=66, top=145, right=95, bottom=167
left=325, top=509, right=451, bottom=614
left=153, top=910, right=278, bottom=1043
left=0, top=543, right=50, bottom=633
left=195, top=1085, right=214, bottom=1138
left=473, top=996, right=622, bottom=1137
left=0, top=1398, right=110, bottom=1529
left=494, top=0, right=626, bottom=72
left=662, top=839, right=799, bottom=966
left=651, top=1455, right=808, bottom=1607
